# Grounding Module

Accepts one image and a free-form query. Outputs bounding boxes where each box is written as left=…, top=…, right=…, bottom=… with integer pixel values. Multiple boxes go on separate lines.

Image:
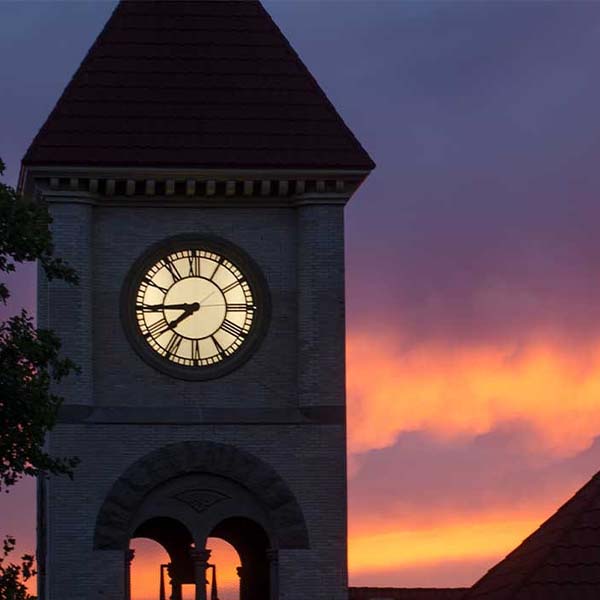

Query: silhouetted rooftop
left=464, top=471, right=600, bottom=599
left=23, top=0, right=374, bottom=171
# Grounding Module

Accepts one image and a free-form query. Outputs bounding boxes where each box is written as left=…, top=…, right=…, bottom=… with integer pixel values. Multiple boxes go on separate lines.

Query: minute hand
left=141, top=302, right=198, bottom=311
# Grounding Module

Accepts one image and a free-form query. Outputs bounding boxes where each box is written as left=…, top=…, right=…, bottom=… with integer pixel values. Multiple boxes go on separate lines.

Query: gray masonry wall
left=45, top=424, right=347, bottom=600
left=297, top=204, right=346, bottom=408
left=41, top=195, right=348, bottom=600
left=39, top=201, right=94, bottom=403
left=97, top=204, right=298, bottom=408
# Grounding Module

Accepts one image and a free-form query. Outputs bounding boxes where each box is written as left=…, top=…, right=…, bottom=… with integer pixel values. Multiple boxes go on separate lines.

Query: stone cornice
left=20, top=165, right=370, bottom=206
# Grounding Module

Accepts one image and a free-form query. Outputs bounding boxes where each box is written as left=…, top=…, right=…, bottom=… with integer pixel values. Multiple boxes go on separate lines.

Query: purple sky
left=4, top=2, right=600, bottom=340
left=3, top=0, right=600, bottom=589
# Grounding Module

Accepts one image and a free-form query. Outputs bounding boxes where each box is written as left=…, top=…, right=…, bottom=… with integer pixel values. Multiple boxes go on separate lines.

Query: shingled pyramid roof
left=463, top=471, right=600, bottom=600
left=23, top=0, right=374, bottom=171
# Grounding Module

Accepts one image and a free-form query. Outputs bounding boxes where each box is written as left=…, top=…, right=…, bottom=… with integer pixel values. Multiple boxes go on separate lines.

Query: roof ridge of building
left=465, top=470, right=600, bottom=599
left=513, top=472, right=600, bottom=592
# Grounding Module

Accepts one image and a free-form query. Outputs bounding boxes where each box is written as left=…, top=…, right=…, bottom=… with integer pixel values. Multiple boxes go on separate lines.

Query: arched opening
left=94, top=442, right=309, bottom=552
left=130, top=538, right=171, bottom=600
left=204, top=538, right=241, bottom=600
left=95, top=443, right=308, bottom=600
left=130, top=517, right=195, bottom=600
left=209, top=517, right=272, bottom=600
left=128, top=517, right=270, bottom=600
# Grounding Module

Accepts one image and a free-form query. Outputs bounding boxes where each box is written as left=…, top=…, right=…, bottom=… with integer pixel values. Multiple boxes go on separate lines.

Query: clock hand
left=141, top=302, right=199, bottom=312
left=168, top=304, right=200, bottom=328
left=199, top=303, right=256, bottom=309
left=198, top=290, right=217, bottom=305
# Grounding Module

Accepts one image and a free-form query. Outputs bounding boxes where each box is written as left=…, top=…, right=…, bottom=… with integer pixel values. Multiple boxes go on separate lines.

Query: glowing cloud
left=347, top=331, right=600, bottom=457
left=348, top=510, right=542, bottom=576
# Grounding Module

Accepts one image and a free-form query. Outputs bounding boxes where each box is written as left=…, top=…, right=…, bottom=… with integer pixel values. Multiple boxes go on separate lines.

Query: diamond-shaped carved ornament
left=173, top=489, right=230, bottom=514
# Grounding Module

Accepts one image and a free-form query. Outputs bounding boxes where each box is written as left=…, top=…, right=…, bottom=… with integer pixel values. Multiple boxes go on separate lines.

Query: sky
left=3, top=0, right=600, bottom=596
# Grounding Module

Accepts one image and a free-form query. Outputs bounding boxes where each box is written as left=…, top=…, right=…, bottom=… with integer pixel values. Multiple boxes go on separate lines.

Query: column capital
left=189, top=547, right=211, bottom=600
left=266, top=549, right=279, bottom=564
left=126, top=549, right=135, bottom=564
left=189, top=547, right=212, bottom=564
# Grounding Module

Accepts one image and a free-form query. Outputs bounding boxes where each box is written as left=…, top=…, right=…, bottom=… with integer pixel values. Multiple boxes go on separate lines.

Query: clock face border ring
left=120, top=234, right=271, bottom=381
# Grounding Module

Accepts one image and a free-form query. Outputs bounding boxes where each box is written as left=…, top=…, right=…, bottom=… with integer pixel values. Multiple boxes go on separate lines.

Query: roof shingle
left=22, top=0, right=374, bottom=171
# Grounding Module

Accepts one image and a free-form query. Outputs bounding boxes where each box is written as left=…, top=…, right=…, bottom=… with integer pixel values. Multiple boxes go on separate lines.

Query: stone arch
left=94, top=441, right=309, bottom=551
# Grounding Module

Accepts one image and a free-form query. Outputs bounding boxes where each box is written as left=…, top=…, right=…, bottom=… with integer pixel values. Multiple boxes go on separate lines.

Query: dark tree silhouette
left=0, top=158, right=79, bottom=599
left=0, top=537, right=35, bottom=600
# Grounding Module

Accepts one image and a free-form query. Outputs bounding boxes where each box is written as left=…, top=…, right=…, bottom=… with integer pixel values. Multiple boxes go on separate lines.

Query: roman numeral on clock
left=227, top=303, right=254, bottom=312
left=220, top=319, right=245, bottom=339
left=164, top=332, right=183, bottom=357
left=191, top=339, right=202, bottom=364
left=143, top=277, right=168, bottom=294
left=136, top=303, right=161, bottom=312
left=208, top=257, right=224, bottom=281
left=221, top=280, right=241, bottom=294
left=162, top=258, right=182, bottom=282
left=145, top=318, right=170, bottom=338
left=211, top=335, right=225, bottom=357
left=188, top=250, right=202, bottom=277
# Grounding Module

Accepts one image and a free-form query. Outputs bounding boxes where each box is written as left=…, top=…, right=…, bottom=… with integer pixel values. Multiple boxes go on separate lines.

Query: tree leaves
left=0, top=536, right=36, bottom=600
left=0, top=158, right=79, bottom=599
left=0, top=312, right=79, bottom=490
left=0, top=158, right=78, bottom=305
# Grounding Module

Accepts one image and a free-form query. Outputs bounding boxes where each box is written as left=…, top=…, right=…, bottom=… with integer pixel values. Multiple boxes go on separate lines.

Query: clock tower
left=20, top=2, right=374, bottom=599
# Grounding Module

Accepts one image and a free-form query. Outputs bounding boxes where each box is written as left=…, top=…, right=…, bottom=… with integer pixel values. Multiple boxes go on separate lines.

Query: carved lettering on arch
left=173, top=489, right=230, bottom=514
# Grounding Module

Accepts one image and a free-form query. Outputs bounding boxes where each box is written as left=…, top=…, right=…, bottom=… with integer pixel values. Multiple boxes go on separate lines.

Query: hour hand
left=168, top=304, right=199, bottom=328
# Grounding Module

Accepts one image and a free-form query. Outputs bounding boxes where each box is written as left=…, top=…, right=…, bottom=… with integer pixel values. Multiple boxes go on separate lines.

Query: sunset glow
left=12, top=330, right=600, bottom=596
left=130, top=331, right=600, bottom=594
left=348, top=511, right=542, bottom=575
left=4, top=0, right=600, bottom=594
left=344, top=330, right=600, bottom=584
left=347, top=332, right=600, bottom=457
left=130, top=538, right=240, bottom=600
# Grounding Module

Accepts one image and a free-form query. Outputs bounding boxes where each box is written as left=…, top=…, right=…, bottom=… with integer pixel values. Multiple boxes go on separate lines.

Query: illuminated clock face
left=134, top=248, right=257, bottom=367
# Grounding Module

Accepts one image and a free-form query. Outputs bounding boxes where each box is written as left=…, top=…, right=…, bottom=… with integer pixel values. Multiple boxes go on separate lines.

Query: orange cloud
left=348, top=507, right=549, bottom=584
left=347, top=331, right=600, bottom=457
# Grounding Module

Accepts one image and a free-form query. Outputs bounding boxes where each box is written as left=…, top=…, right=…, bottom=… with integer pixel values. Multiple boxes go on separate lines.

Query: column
left=124, top=549, right=135, bottom=600
left=236, top=566, right=245, bottom=600
left=266, top=549, right=279, bottom=600
left=159, top=564, right=167, bottom=600
left=189, top=548, right=211, bottom=600
left=167, top=563, right=182, bottom=600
